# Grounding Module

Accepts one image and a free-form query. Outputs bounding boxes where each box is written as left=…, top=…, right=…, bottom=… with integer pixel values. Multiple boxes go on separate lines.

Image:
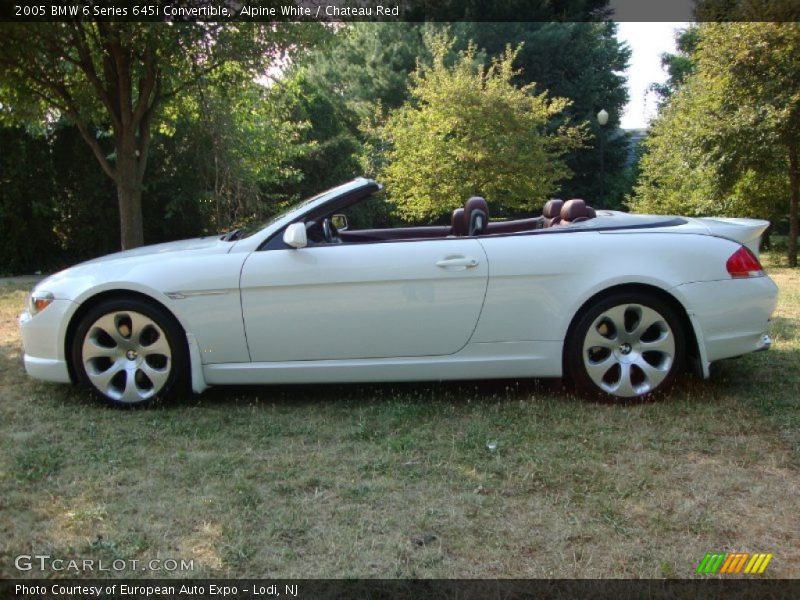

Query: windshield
left=222, top=187, right=336, bottom=241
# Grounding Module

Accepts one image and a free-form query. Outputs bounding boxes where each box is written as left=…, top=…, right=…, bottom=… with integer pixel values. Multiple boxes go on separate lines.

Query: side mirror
left=331, top=214, right=349, bottom=231
left=283, top=222, right=307, bottom=249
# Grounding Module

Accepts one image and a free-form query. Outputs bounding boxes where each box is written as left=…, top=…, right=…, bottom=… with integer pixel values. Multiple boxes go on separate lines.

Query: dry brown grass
left=1, top=258, right=799, bottom=579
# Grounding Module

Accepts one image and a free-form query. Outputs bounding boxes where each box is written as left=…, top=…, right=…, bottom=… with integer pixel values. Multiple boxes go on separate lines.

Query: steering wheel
left=322, top=217, right=342, bottom=244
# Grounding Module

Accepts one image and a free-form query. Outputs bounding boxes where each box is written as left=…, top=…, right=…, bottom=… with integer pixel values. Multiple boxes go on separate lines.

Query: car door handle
left=436, top=257, right=479, bottom=270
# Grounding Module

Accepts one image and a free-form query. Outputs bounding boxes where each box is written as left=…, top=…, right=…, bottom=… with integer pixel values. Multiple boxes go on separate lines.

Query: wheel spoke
left=634, top=357, right=670, bottom=389
left=611, top=362, right=636, bottom=397
left=639, top=331, right=675, bottom=354
left=585, top=353, right=616, bottom=385
left=603, top=305, right=629, bottom=334
left=119, top=366, right=147, bottom=403
left=92, top=313, right=128, bottom=347
left=128, top=312, right=152, bottom=345
left=630, top=306, right=662, bottom=341
left=584, top=324, right=617, bottom=350
left=85, top=359, right=124, bottom=392
left=82, top=338, right=120, bottom=360
left=141, top=334, right=170, bottom=357
left=140, top=362, right=170, bottom=391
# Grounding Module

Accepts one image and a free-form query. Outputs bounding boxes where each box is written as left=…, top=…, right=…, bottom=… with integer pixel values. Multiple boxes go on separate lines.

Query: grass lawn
left=1, top=254, right=798, bottom=579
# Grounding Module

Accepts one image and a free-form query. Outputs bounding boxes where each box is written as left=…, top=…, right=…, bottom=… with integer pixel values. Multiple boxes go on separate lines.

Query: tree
left=299, top=20, right=629, bottom=207
left=0, top=22, right=314, bottom=249
left=305, top=23, right=430, bottom=119
left=630, top=75, right=784, bottom=221
left=298, top=23, right=454, bottom=197
left=649, top=26, right=700, bottom=103
left=631, top=23, right=800, bottom=266
left=0, top=127, right=58, bottom=274
left=269, top=68, right=363, bottom=201
left=377, top=35, right=585, bottom=222
left=184, top=63, right=313, bottom=231
left=453, top=22, right=631, bottom=207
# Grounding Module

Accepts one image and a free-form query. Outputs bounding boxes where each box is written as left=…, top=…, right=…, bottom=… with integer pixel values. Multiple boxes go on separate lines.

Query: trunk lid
left=693, top=217, right=770, bottom=256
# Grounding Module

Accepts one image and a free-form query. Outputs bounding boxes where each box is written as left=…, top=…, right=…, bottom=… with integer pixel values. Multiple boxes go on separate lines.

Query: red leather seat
left=542, top=199, right=564, bottom=227
left=464, top=197, right=489, bottom=236
left=451, top=208, right=466, bottom=236
left=560, top=199, right=596, bottom=224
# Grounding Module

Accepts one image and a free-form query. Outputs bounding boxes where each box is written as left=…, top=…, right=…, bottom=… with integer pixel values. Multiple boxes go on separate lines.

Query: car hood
left=35, top=236, right=238, bottom=300
left=79, top=236, right=231, bottom=266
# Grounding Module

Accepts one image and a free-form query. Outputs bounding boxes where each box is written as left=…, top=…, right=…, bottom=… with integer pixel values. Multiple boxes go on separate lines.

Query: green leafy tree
left=186, top=65, right=313, bottom=231
left=632, top=23, right=800, bottom=266
left=299, top=19, right=629, bottom=207
left=649, top=26, right=700, bottom=103
left=299, top=23, right=460, bottom=196
left=0, top=22, right=316, bottom=249
left=453, top=22, right=631, bottom=207
left=377, top=36, right=585, bottom=222
left=268, top=68, right=363, bottom=202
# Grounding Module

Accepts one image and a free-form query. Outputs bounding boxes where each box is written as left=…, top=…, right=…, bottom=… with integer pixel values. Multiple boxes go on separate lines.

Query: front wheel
left=566, top=292, right=685, bottom=401
left=71, top=298, right=187, bottom=407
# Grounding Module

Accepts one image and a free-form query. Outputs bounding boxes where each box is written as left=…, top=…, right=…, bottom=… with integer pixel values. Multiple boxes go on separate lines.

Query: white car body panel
left=240, top=239, right=488, bottom=361
left=672, top=277, right=776, bottom=363
left=34, top=240, right=250, bottom=365
left=471, top=229, right=755, bottom=345
left=18, top=178, right=779, bottom=396
left=203, top=341, right=563, bottom=385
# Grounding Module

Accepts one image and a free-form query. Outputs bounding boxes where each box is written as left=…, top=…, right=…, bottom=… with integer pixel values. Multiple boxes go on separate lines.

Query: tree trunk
left=116, top=139, right=145, bottom=250
left=117, top=179, right=144, bottom=250
left=789, top=145, right=799, bottom=268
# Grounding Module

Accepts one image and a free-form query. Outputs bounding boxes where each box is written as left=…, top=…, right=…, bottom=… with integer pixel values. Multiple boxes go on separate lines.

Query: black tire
left=71, top=297, right=188, bottom=408
left=565, top=291, right=686, bottom=401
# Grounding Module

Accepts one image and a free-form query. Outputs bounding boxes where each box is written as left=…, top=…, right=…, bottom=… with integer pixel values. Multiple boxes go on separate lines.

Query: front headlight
left=28, top=290, right=55, bottom=316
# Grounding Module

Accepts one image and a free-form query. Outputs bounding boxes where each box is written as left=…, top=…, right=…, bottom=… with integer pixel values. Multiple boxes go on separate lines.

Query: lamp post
left=597, top=109, right=609, bottom=203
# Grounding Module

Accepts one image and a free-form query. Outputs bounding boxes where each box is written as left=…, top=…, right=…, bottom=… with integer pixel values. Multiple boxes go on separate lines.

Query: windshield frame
left=226, top=178, right=380, bottom=253
left=239, top=187, right=334, bottom=239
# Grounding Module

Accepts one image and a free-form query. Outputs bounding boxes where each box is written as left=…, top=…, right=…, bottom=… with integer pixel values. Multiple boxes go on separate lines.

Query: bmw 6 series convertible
left=19, top=178, right=778, bottom=406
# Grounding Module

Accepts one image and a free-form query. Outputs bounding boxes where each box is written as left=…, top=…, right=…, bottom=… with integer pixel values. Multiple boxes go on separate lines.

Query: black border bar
left=3, top=579, right=800, bottom=600
left=2, top=0, right=800, bottom=22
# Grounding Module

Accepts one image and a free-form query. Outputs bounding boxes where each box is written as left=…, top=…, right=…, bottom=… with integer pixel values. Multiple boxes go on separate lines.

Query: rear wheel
left=566, top=292, right=685, bottom=400
left=71, top=298, right=187, bottom=407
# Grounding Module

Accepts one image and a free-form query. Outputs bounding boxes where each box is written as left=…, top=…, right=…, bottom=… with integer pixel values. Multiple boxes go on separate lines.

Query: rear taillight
left=726, top=246, right=764, bottom=278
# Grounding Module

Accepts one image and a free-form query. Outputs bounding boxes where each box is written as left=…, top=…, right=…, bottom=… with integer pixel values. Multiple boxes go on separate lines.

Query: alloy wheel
left=581, top=303, right=676, bottom=398
left=81, top=310, right=172, bottom=404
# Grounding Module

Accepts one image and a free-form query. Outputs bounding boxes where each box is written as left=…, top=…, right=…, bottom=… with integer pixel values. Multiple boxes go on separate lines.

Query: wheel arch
left=64, top=289, right=189, bottom=384
left=561, top=283, right=700, bottom=379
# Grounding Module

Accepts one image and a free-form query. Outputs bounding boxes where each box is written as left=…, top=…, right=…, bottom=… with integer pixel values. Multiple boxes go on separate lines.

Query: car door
left=239, top=239, right=488, bottom=361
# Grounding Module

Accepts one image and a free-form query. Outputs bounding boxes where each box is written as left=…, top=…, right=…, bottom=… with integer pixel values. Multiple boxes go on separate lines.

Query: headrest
left=464, top=196, right=489, bottom=235
left=561, top=198, right=592, bottom=222
left=451, top=208, right=466, bottom=236
left=543, top=199, right=564, bottom=219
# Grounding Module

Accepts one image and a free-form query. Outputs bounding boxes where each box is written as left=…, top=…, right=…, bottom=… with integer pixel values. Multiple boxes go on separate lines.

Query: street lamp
left=597, top=109, right=609, bottom=202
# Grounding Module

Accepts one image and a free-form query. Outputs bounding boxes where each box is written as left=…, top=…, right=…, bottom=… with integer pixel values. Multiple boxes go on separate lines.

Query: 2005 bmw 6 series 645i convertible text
left=19, top=178, right=778, bottom=407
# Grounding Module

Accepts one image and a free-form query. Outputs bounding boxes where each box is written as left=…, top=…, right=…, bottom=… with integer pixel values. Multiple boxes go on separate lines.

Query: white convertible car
left=19, top=178, right=777, bottom=407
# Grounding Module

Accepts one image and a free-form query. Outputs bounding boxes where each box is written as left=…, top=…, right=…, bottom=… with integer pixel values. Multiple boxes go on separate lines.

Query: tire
left=71, top=298, right=188, bottom=408
left=565, top=291, right=686, bottom=401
